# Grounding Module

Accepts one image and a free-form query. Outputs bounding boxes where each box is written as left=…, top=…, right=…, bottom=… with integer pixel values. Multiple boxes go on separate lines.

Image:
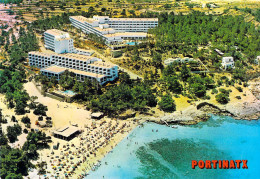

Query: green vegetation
left=149, top=11, right=259, bottom=62
left=158, top=94, right=176, bottom=112
left=254, top=9, right=260, bottom=22
left=215, top=88, right=231, bottom=104
left=33, top=104, right=48, bottom=116
left=0, top=145, right=32, bottom=179
left=23, top=131, right=51, bottom=160
left=0, top=68, right=30, bottom=114
left=0, top=23, right=52, bottom=178
left=0, top=26, right=39, bottom=115
left=21, top=116, right=31, bottom=124
left=7, top=123, right=22, bottom=143
left=89, top=82, right=157, bottom=115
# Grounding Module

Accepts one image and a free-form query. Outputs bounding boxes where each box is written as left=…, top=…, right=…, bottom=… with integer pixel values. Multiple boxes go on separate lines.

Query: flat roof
left=70, top=16, right=98, bottom=24
left=41, top=65, right=106, bottom=78
left=70, top=16, right=158, bottom=23
left=109, top=18, right=158, bottom=22
left=41, top=65, right=67, bottom=73
left=75, top=48, right=94, bottom=53
left=54, top=126, right=79, bottom=138
left=69, top=68, right=106, bottom=79
left=104, top=32, right=147, bottom=38
left=88, top=61, right=117, bottom=69
left=91, top=112, right=104, bottom=118
left=29, top=51, right=54, bottom=57
left=29, top=51, right=95, bottom=62
left=44, top=29, right=68, bottom=37
left=52, top=53, right=95, bottom=62
left=94, top=27, right=114, bottom=32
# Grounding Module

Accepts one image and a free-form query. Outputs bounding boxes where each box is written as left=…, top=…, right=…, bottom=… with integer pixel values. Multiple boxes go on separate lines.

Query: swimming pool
left=59, top=90, right=77, bottom=96
left=126, top=42, right=138, bottom=46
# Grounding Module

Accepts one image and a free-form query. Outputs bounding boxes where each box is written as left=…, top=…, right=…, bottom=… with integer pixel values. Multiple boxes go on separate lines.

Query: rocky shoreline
left=129, top=101, right=260, bottom=126
left=130, top=77, right=260, bottom=126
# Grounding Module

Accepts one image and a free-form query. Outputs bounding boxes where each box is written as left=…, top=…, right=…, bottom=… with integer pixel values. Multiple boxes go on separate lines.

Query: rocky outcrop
left=197, top=102, right=234, bottom=116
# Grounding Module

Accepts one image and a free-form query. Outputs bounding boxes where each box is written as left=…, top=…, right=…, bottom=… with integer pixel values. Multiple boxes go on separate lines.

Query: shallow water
left=87, top=115, right=260, bottom=179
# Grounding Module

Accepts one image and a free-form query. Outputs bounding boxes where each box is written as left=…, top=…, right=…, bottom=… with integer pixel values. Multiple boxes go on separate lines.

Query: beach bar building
left=53, top=126, right=80, bottom=141
left=91, top=112, right=104, bottom=119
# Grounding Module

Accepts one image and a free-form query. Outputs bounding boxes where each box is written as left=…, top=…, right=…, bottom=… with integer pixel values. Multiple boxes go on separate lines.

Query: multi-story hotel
left=44, top=29, right=74, bottom=54
left=69, top=16, right=158, bottom=45
left=29, top=51, right=118, bottom=85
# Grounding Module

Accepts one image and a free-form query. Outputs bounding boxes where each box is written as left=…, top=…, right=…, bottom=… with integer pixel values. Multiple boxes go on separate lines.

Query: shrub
left=7, top=124, right=22, bottom=143
left=21, top=116, right=31, bottom=124
left=235, top=96, right=241, bottom=99
left=243, top=82, right=248, bottom=87
left=38, top=116, right=43, bottom=121
left=28, top=102, right=37, bottom=109
left=0, top=118, right=7, bottom=123
left=211, top=88, right=218, bottom=94
left=34, top=104, right=48, bottom=116
left=236, top=86, right=243, bottom=92
left=23, top=128, right=28, bottom=134
left=11, top=116, right=17, bottom=122
left=216, top=92, right=230, bottom=104
left=158, top=94, right=176, bottom=112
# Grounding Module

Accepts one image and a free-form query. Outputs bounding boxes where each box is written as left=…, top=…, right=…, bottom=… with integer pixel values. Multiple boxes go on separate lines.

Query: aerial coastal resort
left=1, top=1, right=260, bottom=179
left=21, top=16, right=158, bottom=178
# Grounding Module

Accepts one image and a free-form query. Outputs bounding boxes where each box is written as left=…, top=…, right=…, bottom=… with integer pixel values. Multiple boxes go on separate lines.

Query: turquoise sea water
left=87, top=115, right=260, bottom=179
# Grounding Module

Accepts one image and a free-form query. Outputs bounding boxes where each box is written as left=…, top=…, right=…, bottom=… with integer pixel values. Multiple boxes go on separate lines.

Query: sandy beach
left=22, top=81, right=137, bottom=178
left=0, top=80, right=138, bottom=178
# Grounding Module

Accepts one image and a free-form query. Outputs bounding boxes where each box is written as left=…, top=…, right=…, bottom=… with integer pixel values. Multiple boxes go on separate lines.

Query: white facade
left=29, top=51, right=118, bottom=85
left=221, top=57, right=235, bottom=70
left=164, top=57, right=195, bottom=65
left=73, top=48, right=94, bottom=56
left=69, top=16, right=158, bottom=45
left=255, top=56, right=260, bottom=65
left=41, top=65, right=107, bottom=85
left=44, top=29, right=74, bottom=54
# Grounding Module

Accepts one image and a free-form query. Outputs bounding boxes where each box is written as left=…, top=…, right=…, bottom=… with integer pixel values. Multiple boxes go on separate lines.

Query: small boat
left=171, top=126, right=178, bottom=129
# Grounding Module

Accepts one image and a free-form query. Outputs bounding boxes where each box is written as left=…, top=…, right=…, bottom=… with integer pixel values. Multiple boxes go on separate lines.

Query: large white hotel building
left=44, top=29, right=74, bottom=54
left=44, top=29, right=94, bottom=56
left=29, top=29, right=118, bottom=85
left=29, top=52, right=118, bottom=85
left=69, top=16, right=158, bottom=45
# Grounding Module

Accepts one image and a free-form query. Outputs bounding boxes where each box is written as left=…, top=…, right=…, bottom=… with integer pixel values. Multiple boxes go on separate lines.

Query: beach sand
left=22, top=81, right=137, bottom=178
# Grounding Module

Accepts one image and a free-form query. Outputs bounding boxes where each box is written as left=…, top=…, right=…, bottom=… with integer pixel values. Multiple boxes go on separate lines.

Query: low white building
left=164, top=57, right=195, bottom=65
left=221, top=57, right=235, bottom=70
left=44, top=29, right=74, bottom=54
left=255, top=56, right=260, bottom=65
left=74, top=48, right=94, bottom=56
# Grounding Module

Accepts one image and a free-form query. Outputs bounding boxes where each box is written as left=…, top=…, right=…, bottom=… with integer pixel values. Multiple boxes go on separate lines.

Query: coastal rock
left=197, top=102, right=234, bottom=116
left=118, top=109, right=136, bottom=120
